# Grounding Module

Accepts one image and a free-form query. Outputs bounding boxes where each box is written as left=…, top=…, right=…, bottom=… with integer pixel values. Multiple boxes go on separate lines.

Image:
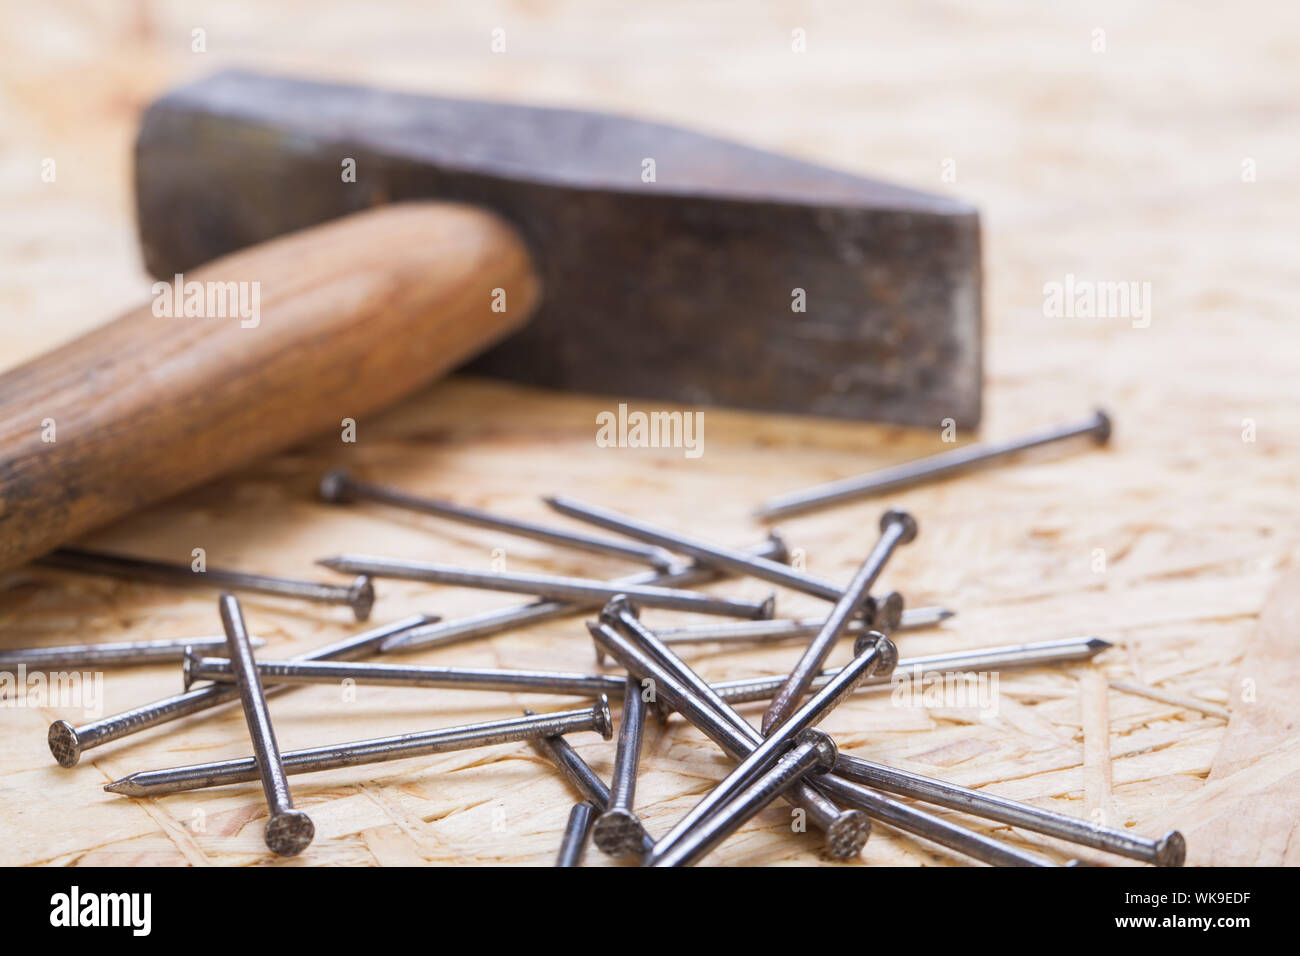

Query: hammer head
left=135, top=71, right=981, bottom=426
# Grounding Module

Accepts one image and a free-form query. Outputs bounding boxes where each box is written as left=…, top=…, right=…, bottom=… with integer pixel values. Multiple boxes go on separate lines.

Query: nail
left=591, top=678, right=648, bottom=857
left=218, top=594, right=314, bottom=856
left=649, top=730, right=839, bottom=867
left=39, top=548, right=376, bottom=621
left=544, top=496, right=853, bottom=602
left=635, top=603, right=950, bottom=654
left=319, top=554, right=774, bottom=620
left=810, top=773, right=1059, bottom=867
left=184, top=651, right=624, bottom=698
left=638, top=627, right=893, bottom=862
left=588, top=614, right=871, bottom=860
left=379, top=534, right=787, bottom=656
left=706, top=636, right=1113, bottom=707
left=762, top=509, right=915, bottom=733
left=832, top=753, right=1183, bottom=866
left=757, top=409, right=1113, bottom=519
left=525, top=714, right=656, bottom=859
left=360, top=536, right=785, bottom=658
left=556, top=801, right=597, bottom=867
left=589, top=617, right=1053, bottom=867
left=601, top=603, right=890, bottom=856
left=104, top=699, right=612, bottom=798
left=897, top=605, right=956, bottom=628
left=0, top=635, right=263, bottom=670
left=590, top=594, right=908, bottom=668
left=48, top=614, right=434, bottom=767
left=320, top=469, right=676, bottom=571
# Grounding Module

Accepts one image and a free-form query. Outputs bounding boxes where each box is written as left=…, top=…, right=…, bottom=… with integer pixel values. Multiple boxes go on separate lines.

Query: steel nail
left=588, top=619, right=1056, bottom=866
left=0, top=635, right=263, bottom=670
left=218, top=594, right=314, bottom=856
left=103, top=699, right=613, bottom=798
left=364, top=535, right=785, bottom=658
left=588, top=614, right=871, bottom=859
left=757, top=409, right=1113, bottom=519
left=320, top=468, right=677, bottom=571
left=591, top=678, right=649, bottom=857
left=634, top=629, right=894, bottom=861
left=832, top=752, right=1184, bottom=866
left=184, top=651, right=624, bottom=698
left=543, top=495, right=847, bottom=602
left=525, top=714, right=656, bottom=859
left=556, top=801, right=597, bottom=867
left=38, top=547, right=376, bottom=621
left=810, top=773, right=1060, bottom=867
left=48, top=614, right=434, bottom=767
left=319, top=554, right=774, bottom=619
left=379, top=534, right=787, bottom=656
left=649, top=730, right=839, bottom=867
left=706, top=636, right=1114, bottom=707
left=602, top=603, right=890, bottom=854
left=762, top=509, right=916, bottom=733
left=631, top=604, right=950, bottom=655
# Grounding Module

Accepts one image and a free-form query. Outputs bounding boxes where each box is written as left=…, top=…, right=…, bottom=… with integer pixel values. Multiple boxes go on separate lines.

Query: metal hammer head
left=135, top=71, right=981, bottom=426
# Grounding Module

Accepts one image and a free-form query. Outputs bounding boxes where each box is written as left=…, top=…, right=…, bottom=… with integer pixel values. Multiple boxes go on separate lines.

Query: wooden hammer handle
left=0, top=202, right=539, bottom=572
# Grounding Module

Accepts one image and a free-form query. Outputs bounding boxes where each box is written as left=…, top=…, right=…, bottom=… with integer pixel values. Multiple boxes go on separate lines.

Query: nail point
left=103, top=776, right=135, bottom=796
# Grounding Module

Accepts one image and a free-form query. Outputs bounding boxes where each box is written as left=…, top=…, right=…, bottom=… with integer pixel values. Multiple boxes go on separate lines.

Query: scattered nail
left=38, top=548, right=375, bottom=620
left=218, top=594, right=314, bottom=856
left=48, top=614, right=434, bottom=767
left=380, top=536, right=787, bottom=656
left=757, top=409, right=1112, bottom=519
left=592, top=678, right=649, bottom=857
left=319, top=554, right=774, bottom=619
left=104, top=699, right=612, bottom=798
left=0, top=635, right=262, bottom=670
left=761, top=509, right=915, bottom=733
left=649, top=731, right=838, bottom=867
left=556, top=801, right=597, bottom=867
left=185, top=651, right=624, bottom=698
left=320, top=468, right=676, bottom=570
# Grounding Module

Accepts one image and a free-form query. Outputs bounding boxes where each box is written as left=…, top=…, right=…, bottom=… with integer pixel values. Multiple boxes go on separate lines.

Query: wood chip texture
left=1, top=1, right=1295, bottom=866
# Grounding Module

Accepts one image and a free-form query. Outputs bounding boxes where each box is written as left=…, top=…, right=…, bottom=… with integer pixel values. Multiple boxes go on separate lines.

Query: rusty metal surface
left=135, top=71, right=981, bottom=427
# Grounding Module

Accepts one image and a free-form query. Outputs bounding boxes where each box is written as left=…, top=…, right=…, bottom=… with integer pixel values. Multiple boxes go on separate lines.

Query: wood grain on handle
left=0, top=202, right=540, bottom=572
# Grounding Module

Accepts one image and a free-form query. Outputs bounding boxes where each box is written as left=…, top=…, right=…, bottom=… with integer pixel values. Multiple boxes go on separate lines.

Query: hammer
left=0, top=71, right=980, bottom=573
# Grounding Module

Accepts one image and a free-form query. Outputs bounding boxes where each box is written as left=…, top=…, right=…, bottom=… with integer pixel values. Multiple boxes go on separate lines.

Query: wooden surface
left=2, top=1, right=1297, bottom=866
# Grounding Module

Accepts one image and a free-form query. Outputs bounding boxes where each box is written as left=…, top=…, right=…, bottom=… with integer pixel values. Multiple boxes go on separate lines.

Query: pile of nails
left=27, top=408, right=1187, bottom=866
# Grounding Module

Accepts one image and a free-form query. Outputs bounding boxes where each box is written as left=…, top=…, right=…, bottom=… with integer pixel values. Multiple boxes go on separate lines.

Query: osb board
left=1, top=1, right=1297, bottom=866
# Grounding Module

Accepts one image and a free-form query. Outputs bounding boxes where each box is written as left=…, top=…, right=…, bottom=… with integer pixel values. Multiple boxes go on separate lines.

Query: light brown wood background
left=2, top=0, right=1297, bottom=866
